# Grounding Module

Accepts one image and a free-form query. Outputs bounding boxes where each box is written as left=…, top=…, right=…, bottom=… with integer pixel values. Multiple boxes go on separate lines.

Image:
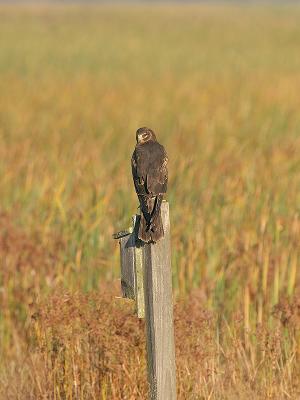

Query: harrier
left=131, top=127, right=168, bottom=243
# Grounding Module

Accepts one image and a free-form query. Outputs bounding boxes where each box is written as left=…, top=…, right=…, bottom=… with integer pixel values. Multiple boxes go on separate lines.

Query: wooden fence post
left=143, top=201, right=176, bottom=400
left=113, top=201, right=176, bottom=399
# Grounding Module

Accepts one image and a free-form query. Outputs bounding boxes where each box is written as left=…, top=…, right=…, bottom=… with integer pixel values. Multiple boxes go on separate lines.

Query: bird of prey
left=131, top=127, right=168, bottom=243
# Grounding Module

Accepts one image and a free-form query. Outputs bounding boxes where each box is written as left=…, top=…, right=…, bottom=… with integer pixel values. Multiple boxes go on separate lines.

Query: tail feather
left=137, top=194, right=164, bottom=243
left=148, top=210, right=164, bottom=242
left=138, top=212, right=152, bottom=243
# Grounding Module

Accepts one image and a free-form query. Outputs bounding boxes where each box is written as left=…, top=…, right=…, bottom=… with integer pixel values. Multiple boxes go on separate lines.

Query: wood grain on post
left=116, top=228, right=135, bottom=300
left=143, top=201, right=177, bottom=400
left=133, top=215, right=145, bottom=318
left=113, top=219, right=145, bottom=318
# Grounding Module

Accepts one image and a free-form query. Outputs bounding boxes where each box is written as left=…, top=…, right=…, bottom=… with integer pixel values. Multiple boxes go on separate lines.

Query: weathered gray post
left=113, top=201, right=176, bottom=399
left=113, top=216, right=145, bottom=318
left=143, top=201, right=176, bottom=400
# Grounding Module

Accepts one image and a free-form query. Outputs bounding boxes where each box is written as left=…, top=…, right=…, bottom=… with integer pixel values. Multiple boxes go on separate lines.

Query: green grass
left=0, top=3, right=299, bottom=399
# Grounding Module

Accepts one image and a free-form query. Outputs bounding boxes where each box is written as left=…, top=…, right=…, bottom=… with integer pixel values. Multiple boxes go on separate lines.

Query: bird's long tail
left=138, top=194, right=164, bottom=243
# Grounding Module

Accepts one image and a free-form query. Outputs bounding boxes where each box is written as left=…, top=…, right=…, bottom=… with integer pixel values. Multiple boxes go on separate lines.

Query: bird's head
left=136, top=127, right=157, bottom=144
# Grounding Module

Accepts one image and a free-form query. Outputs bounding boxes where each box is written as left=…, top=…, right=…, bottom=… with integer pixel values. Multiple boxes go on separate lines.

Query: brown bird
left=131, top=127, right=168, bottom=243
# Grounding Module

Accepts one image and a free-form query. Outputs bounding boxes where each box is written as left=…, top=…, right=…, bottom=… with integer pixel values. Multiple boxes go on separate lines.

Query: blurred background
left=0, top=1, right=299, bottom=399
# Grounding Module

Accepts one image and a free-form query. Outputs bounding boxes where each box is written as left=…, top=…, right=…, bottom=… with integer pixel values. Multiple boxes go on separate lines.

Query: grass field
left=0, top=3, right=299, bottom=399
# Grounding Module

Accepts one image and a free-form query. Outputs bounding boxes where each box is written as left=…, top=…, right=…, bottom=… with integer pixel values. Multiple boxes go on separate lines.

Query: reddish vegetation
left=1, top=214, right=299, bottom=399
left=273, top=295, right=300, bottom=330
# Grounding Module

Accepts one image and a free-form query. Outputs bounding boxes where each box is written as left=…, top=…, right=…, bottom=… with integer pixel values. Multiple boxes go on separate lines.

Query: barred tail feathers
left=138, top=211, right=152, bottom=243
left=148, top=209, right=164, bottom=243
left=138, top=195, right=164, bottom=243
